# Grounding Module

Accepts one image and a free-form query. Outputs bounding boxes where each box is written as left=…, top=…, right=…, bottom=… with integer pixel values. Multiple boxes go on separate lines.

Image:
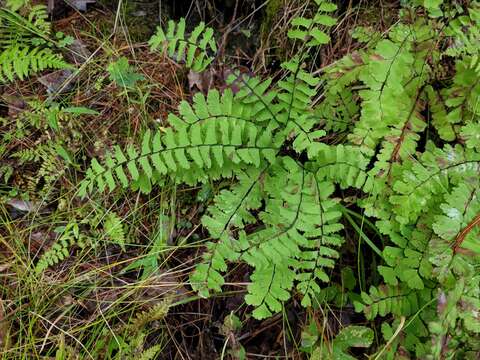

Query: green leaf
left=312, top=325, right=374, bottom=360
left=107, top=57, right=144, bottom=88
left=63, top=106, right=99, bottom=115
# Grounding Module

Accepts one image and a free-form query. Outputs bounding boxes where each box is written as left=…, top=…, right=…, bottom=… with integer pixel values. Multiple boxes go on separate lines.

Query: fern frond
left=313, top=325, right=374, bottom=360
left=426, top=85, right=455, bottom=141
left=428, top=57, right=480, bottom=143
left=389, top=143, right=480, bottom=224
left=276, top=58, right=327, bottom=157
left=192, top=157, right=345, bottom=318
left=103, top=212, right=126, bottom=251
left=432, top=182, right=480, bottom=255
left=245, top=263, right=295, bottom=319
left=244, top=158, right=344, bottom=309
left=287, top=0, right=337, bottom=48
left=0, top=45, right=70, bottom=83
left=429, top=276, right=480, bottom=357
left=190, top=168, right=264, bottom=297
left=137, top=345, right=162, bottom=360
left=443, top=3, right=480, bottom=65
left=355, top=284, right=432, bottom=320
left=227, top=74, right=279, bottom=126
left=79, top=90, right=280, bottom=196
left=0, top=6, right=50, bottom=47
left=129, top=299, right=170, bottom=331
left=348, top=24, right=434, bottom=161
left=16, top=142, right=66, bottom=200
left=0, top=7, right=71, bottom=83
left=149, top=18, right=217, bottom=71
left=312, top=144, right=371, bottom=190
left=35, top=222, right=87, bottom=274
left=460, top=122, right=480, bottom=151
left=376, top=219, right=433, bottom=290
left=11, top=145, right=46, bottom=163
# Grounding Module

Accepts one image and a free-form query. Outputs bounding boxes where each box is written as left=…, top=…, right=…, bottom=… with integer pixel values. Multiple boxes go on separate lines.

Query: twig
left=453, top=213, right=480, bottom=253
left=373, top=316, right=406, bottom=360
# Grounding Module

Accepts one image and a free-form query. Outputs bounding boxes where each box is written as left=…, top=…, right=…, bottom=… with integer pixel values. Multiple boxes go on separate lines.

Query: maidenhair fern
left=443, top=2, right=480, bottom=72
left=79, top=0, right=480, bottom=356
left=287, top=0, right=337, bottom=48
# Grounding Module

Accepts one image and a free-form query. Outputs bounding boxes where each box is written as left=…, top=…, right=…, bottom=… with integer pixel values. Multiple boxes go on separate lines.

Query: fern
left=429, top=277, right=480, bottom=358
left=0, top=45, right=69, bottom=82
left=103, top=212, right=126, bottom=251
left=116, top=330, right=162, bottom=360
left=35, top=210, right=128, bottom=273
left=287, top=0, right=337, bottom=49
left=128, top=299, right=170, bottom=331
left=136, top=345, right=162, bottom=360
left=78, top=88, right=278, bottom=196
left=443, top=2, right=480, bottom=71
left=80, top=4, right=343, bottom=319
left=149, top=18, right=217, bottom=72
left=428, top=56, right=480, bottom=142
left=0, top=5, right=51, bottom=46
left=312, top=325, right=374, bottom=360
left=0, top=6, right=71, bottom=83
left=355, top=284, right=432, bottom=320
left=13, top=141, right=67, bottom=200
left=35, top=222, right=87, bottom=274
left=375, top=219, right=433, bottom=290
left=78, top=1, right=480, bottom=355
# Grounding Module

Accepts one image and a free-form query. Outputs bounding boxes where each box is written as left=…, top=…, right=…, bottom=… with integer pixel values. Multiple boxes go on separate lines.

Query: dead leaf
left=67, top=39, right=92, bottom=65
left=1, top=94, right=26, bottom=117
left=65, top=0, right=96, bottom=11
left=0, top=299, right=9, bottom=350
left=7, top=199, right=35, bottom=213
left=351, top=51, right=363, bottom=65
left=370, top=54, right=384, bottom=61
left=38, top=69, right=74, bottom=94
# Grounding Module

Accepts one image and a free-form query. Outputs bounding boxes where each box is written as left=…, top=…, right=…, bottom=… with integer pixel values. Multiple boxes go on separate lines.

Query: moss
left=260, top=0, right=283, bottom=41
left=97, top=0, right=169, bottom=42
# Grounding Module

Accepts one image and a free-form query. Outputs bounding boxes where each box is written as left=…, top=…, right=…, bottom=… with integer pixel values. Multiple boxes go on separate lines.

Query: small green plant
left=303, top=323, right=374, bottom=360
left=35, top=222, right=87, bottom=274
left=80, top=0, right=347, bottom=320
left=128, top=299, right=171, bottom=332
left=107, top=56, right=145, bottom=89
left=35, top=209, right=128, bottom=273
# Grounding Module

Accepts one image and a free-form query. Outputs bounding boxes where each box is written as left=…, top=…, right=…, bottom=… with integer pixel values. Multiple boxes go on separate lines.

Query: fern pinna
left=79, top=1, right=480, bottom=357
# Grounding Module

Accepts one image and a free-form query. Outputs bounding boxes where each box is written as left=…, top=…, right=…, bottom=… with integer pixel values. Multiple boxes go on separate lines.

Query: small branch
left=453, top=213, right=480, bottom=253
